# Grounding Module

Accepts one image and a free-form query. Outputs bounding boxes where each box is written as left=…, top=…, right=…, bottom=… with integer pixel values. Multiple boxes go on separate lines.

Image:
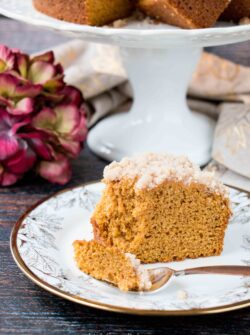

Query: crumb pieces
left=107, top=10, right=156, bottom=28
left=112, top=18, right=128, bottom=28
left=239, top=17, right=250, bottom=25
left=125, top=253, right=152, bottom=290
left=177, top=290, right=188, bottom=300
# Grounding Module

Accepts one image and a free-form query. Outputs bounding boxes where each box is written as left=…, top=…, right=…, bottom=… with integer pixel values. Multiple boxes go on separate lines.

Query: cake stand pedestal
left=88, top=46, right=214, bottom=165
left=1, top=0, right=250, bottom=165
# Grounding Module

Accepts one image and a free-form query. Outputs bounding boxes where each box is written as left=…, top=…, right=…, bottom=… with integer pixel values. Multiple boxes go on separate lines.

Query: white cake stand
left=1, top=0, right=250, bottom=165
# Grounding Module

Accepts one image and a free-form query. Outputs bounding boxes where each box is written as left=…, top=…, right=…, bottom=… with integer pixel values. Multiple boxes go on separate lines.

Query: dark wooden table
left=0, top=18, right=250, bottom=335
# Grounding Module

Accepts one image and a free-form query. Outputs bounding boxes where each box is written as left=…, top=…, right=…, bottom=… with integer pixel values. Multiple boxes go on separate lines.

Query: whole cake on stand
left=1, top=0, right=250, bottom=165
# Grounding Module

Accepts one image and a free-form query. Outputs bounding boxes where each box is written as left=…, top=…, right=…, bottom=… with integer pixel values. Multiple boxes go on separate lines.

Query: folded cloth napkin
left=205, top=160, right=250, bottom=192
left=51, top=40, right=250, bottom=192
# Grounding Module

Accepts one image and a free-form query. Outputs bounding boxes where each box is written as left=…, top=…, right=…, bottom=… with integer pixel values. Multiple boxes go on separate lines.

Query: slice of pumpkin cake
left=92, top=153, right=232, bottom=263
left=137, top=0, right=232, bottom=29
left=73, top=240, right=152, bottom=291
left=33, top=0, right=134, bottom=26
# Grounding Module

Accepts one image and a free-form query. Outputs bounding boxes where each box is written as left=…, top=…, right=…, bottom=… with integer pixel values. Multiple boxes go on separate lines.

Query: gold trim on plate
left=10, top=181, right=250, bottom=316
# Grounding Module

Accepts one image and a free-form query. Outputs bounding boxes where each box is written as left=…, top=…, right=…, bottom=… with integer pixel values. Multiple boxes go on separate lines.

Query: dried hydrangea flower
left=0, top=45, right=87, bottom=186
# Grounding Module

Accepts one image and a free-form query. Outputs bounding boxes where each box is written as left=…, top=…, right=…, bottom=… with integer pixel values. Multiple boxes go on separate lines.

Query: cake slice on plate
left=73, top=240, right=152, bottom=291
left=33, top=0, right=134, bottom=26
left=137, top=0, right=232, bottom=28
left=92, top=153, right=232, bottom=263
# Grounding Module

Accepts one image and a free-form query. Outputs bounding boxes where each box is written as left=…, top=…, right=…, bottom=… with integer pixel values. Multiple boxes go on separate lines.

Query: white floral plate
left=11, top=181, right=250, bottom=315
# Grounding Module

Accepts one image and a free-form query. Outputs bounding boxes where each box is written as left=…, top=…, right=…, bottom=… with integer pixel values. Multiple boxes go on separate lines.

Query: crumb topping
left=125, top=253, right=152, bottom=290
left=104, top=153, right=229, bottom=197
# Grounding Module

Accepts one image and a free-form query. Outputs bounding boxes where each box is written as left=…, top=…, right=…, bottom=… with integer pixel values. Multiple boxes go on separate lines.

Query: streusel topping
left=104, top=153, right=229, bottom=197
left=125, top=253, right=152, bottom=290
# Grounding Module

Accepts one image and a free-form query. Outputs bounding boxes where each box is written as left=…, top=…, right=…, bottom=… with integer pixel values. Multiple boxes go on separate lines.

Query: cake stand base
left=88, top=46, right=215, bottom=165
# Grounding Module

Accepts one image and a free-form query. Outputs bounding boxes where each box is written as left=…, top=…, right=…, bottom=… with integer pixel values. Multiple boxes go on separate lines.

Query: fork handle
left=175, top=266, right=250, bottom=277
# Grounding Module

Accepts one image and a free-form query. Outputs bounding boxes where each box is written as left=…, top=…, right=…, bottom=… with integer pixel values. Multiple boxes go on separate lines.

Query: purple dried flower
left=0, top=45, right=88, bottom=186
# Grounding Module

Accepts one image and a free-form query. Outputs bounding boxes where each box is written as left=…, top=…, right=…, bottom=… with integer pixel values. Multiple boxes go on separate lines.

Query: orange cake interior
left=137, top=0, right=232, bottom=28
left=33, top=0, right=134, bottom=26
left=73, top=240, right=152, bottom=291
left=221, top=0, right=250, bottom=22
left=92, top=153, right=232, bottom=263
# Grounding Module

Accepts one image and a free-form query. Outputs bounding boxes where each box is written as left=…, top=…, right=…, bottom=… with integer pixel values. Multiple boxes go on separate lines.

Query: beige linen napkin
left=52, top=40, right=250, bottom=192
left=205, top=160, right=250, bottom=192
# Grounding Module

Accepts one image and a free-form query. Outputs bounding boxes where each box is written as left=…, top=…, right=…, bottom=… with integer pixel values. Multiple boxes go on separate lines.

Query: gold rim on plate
left=10, top=181, right=250, bottom=316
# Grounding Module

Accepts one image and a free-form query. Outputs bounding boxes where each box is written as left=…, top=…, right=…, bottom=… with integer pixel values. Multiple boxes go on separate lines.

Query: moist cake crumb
left=73, top=240, right=152, bottom=291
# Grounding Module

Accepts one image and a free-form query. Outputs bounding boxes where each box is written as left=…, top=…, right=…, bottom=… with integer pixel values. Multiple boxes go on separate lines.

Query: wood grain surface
left=0, top=18, right=249, bottom=335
